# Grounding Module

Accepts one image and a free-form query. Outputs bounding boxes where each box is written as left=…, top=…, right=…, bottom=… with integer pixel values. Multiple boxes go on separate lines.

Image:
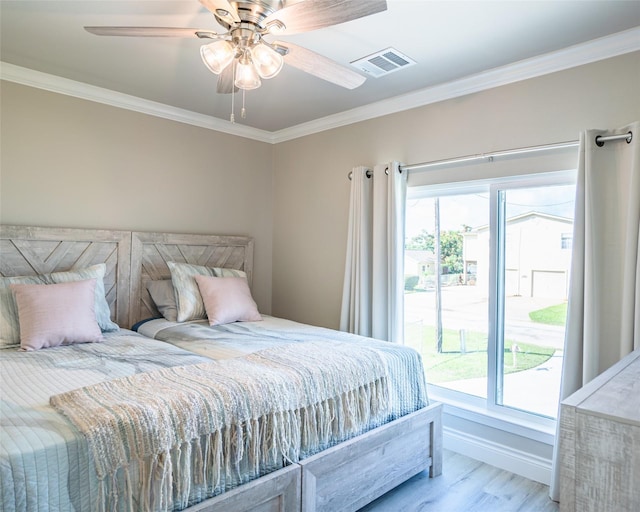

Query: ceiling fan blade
left=199, top=0, right=241, bottom=24
left=84, top=27, right=219, bottom=39
left=276, top=41, right=365, bottom=89
left=266, top=0, right=386, bottom=35
left=217, top=64, right=238, bottom=94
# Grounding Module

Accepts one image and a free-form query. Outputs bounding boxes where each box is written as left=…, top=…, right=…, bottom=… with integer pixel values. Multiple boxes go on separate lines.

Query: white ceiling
left=2, top=1, right=640, bottom=135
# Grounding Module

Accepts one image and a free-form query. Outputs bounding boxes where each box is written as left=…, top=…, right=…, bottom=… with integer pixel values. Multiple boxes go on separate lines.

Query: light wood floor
left=359, top=449, right=559, bottom=512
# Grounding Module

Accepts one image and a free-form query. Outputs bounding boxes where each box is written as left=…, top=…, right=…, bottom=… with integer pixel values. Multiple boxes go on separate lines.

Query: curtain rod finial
left=595, top=131, right=633, bottom=147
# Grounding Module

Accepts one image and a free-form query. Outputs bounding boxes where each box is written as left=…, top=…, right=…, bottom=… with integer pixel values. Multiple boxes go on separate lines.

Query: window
left=404, top=172, right=576, bottom=421
left=561, top=233, right=573, bottom=250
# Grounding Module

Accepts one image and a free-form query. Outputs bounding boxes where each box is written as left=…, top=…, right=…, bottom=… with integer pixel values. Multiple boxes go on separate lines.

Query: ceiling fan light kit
left=200, top=40, right=235, bottom=74
left=235, top=51, right=262, bottom=90
left=199, top=26, right=285, bottom=90
left=85, top=0, right=388, bottom=122
left=251, top=42, right=284, bottom=79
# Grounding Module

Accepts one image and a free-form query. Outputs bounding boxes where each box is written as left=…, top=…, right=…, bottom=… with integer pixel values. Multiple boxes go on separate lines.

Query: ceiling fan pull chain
left=230, top=89, right=235, bottom=123
left=230, top=60, right=236, bottom=123
left=241, top=90, right=247, bottom=119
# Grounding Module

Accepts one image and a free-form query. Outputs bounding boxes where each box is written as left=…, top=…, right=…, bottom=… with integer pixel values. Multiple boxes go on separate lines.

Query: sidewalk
left=405, top=286, right=565, bottom=417
left=443, top=350, right=563, bottom=418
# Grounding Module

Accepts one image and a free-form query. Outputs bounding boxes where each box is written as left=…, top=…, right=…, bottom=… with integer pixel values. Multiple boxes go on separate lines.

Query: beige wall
left=0, top=82, right=274, bottom=313
left=272, top=51, right=640, bottom=329
left=3, top=57, right=637, bottom=478
left=2, top=53, right=639, bottom=328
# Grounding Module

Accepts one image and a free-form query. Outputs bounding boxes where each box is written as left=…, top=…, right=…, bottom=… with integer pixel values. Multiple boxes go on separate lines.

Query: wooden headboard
left=130, top=231, right=253, bottom=326
left=0, top=226, right=254, bottom=329
left=0, top=225, right=132, bottom=326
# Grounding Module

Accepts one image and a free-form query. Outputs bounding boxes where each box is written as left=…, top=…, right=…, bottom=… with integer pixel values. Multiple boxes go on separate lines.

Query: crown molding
left=2, top=26, right=639, bottom=145
left=270, top=26, right=640, bottom=143
left=0, top=62, right=274, bottom=143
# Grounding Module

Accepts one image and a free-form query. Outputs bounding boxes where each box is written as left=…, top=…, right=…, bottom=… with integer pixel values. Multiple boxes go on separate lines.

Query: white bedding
left=1, top=318, right=429, bottom=512
left=0, top=330, right=211, bottom=512
left=136, top=315, right=430, bottom=421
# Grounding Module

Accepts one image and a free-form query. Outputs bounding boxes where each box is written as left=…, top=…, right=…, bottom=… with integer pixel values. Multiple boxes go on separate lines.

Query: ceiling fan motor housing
left=216, top=0, right=283, bottom=29
left=231, top=25, right=262, bottom=52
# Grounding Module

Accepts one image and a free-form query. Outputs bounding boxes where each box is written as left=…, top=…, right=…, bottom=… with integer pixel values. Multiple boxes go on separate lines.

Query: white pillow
left=194, top=275, right=262, bottom=326
left=10, top=279, right=104, bottom=351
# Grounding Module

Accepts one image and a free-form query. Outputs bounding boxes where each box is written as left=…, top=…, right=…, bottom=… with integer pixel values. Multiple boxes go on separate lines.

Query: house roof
left=471, top=211, right=573, bottom=232
left=405, top=250, right=435, bottom=263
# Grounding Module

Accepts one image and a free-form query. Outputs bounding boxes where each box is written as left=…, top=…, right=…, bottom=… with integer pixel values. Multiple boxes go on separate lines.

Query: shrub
left=405, top=275, right=420, bottom=290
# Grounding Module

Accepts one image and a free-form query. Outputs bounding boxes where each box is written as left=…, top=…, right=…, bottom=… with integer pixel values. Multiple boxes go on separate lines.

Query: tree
left=440, top=230, right=463, bottom=274
left=405, top=229, right=434, bottom=251
left=405, top=229, right=463, bottom=275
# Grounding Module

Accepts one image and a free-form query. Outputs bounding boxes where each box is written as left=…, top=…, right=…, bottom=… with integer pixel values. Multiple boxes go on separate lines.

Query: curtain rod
left=401, top=131, right=633, bottom=173
left=399, top=140, right=579, bottom=173
left=347, top=131, right=633, bottom=179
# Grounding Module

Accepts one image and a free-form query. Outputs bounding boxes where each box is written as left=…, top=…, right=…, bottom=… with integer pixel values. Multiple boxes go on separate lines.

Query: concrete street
left=405, top=285, right=565, bottom=348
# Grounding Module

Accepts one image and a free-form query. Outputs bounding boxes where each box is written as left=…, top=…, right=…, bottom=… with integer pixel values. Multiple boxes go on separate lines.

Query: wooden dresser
left=559, top=349, right=640, bottom=511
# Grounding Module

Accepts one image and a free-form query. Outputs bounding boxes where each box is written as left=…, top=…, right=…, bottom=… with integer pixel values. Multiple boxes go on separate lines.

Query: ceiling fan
left=85, top=0, right=387, bottom=99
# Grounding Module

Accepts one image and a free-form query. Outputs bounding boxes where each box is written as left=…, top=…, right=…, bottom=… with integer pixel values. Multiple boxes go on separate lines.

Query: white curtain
left=340, top=162, right=407, bottom=342
left=550, top=121, right=639, bottom=501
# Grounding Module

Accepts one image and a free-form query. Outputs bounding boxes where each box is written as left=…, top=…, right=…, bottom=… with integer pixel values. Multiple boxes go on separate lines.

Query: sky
left=405, top=184, right=576, bottom=239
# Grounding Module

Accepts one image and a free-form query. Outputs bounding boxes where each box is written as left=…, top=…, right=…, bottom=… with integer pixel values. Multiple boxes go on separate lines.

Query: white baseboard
left=443, top=425, right=552, bottom=485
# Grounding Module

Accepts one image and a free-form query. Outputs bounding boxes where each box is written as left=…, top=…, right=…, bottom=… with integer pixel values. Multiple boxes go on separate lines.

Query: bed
left=0, top=225, right=442, bottom=512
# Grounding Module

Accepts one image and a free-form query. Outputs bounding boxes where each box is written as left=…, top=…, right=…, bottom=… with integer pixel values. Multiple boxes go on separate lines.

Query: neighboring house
left=404, top=250, right=435, bottom=288
left=463, top=212, right=573, bottom=299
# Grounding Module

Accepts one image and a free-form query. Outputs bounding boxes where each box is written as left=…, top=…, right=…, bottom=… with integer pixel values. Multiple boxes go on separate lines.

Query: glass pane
left=499, top=184, right=575, bottom=418
left=405, top=192, right=490, bottom=399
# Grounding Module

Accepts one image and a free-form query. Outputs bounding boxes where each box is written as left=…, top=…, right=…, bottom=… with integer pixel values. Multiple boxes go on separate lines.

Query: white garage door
left=532, top=270, right=567, bottom=299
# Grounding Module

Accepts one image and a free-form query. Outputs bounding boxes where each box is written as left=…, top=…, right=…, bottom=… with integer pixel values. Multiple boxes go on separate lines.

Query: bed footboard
left=189, top=464, right=301, bottom=512
left=300, top=402, right=443, bottom=512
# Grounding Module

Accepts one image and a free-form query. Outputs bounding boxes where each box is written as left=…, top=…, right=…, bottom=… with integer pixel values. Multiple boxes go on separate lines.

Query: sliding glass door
left=491, top=180, right=575, bottom=417
left=405, top=189, right=490, bottom=399
left=404, top=172, right=575, bottom=419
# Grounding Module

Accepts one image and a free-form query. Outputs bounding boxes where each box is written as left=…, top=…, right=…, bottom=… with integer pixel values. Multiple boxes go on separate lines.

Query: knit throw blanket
left=50, top=340, right=389, bottom=511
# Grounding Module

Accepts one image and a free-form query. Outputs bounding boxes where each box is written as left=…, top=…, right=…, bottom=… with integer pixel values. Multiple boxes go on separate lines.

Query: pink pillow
left=194, top=275, right=262, bottom=326
left=10, top=279, right=104, bottom=351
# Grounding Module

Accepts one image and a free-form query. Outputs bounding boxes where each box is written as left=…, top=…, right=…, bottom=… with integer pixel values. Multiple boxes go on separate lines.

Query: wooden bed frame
left=1, top=225, right=443, bottom=512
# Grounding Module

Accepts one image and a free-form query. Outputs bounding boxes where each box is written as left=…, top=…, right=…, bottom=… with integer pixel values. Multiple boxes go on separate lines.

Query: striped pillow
left=167, top=261, right=247, bottom=322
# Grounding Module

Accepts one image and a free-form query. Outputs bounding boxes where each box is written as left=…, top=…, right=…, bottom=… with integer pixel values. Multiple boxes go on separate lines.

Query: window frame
left=488, top=172, right=576, bottom=419
left=407, top=169, right=576, bottom=436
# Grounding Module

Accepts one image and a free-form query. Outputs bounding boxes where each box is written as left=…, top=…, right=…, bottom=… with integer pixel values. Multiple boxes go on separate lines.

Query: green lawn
left=528, top=302, right=567, bottom=326
left=405, top=323, right=555, bottom=383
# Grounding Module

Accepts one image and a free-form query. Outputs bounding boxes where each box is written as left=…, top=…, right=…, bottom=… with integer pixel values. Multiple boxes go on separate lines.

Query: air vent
left=351, top=48, right=416, bottom=78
